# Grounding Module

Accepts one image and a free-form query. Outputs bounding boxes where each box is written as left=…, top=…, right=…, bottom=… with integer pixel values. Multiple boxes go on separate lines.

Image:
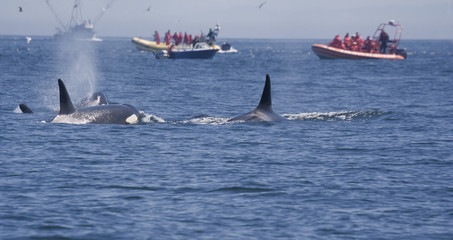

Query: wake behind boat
left=312, top=20, right=407, bottom=60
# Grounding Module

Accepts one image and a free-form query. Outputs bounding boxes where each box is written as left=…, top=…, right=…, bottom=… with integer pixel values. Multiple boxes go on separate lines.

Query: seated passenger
left=328, top=35, right=345, bottom=49
left=343, top=33, right=352, bottom=50
left=363, top=36, right=374, bottom=53
left=351, top=32, right=363, bottom=51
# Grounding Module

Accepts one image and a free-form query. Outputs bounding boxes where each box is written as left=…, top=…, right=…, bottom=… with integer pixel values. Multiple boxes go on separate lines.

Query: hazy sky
left=2, top=0, right=453, bottom=39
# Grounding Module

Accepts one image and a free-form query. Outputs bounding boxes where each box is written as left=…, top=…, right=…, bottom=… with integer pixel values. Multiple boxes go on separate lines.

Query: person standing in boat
left=379, top=30, right=390, bottom=53
left=173, top=32, right=179, bottom=45
left=184, top=32, right=189, bottom=45
left=164, top=30, right=171, bottom=45
left=178, top=32, right=183, bottom=45
left=191, top=34, right=200, bottom=48
left=154, top=31, right=161, bottom=44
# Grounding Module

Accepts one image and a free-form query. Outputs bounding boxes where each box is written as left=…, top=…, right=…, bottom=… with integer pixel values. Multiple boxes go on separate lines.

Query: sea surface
left=1, top=36, right=452, bottom=239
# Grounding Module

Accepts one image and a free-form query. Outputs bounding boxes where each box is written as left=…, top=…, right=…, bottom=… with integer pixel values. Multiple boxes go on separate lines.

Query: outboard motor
left=154, top=50, right=168, bottom=59
left=221, top=42, right=231, bottom=51
left=396, top=49, right=408, bottom=59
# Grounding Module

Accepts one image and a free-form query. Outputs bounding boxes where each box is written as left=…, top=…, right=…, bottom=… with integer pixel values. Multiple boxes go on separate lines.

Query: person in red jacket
left=328, top=35, right=345, bottom=49
left=153, top=31, right=161, bottom=44
left=164, top=30, right=171, bottom=45
left=355, top=33, right=363, bottom=51
left=184, top=32, right=189, bottom=45
left=351, top=32, right=363, bottom=51
left=343, top=33, right=351, bottom=50
left=178, top=32, right=183, bottom=45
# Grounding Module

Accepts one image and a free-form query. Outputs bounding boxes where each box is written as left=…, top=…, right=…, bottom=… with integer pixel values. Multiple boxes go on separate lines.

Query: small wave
left=283, top=110, right=386, bottom=121
left=209, top=186, right=274, bottom=193
left=182, top=115, right=230, bottom=125
left=139, top=112, right=166, bottom=123
left=101, top=185, right=161, bottom=191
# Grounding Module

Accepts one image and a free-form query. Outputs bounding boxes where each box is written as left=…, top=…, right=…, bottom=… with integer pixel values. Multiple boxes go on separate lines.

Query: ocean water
left=1, top=36, right=452, bottom=239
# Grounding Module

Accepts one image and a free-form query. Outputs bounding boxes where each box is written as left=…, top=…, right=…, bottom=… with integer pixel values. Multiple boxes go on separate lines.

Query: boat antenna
left=45, top=0, right=66, bottom=29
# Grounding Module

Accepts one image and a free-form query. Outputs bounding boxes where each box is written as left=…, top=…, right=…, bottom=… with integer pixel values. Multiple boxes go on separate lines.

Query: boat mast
left=45, top=0, right=66, bottom=30
left=92, top=0, right=115, bottom=25
left=69, top=0, right=87, bottom=27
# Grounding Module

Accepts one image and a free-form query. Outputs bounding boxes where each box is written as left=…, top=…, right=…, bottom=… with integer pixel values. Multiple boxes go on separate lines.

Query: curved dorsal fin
left=19, top=103, right=33, bottom=113
left=257, top=74, right=272, bottom=110
left=58, top=79, right=75, bottom=115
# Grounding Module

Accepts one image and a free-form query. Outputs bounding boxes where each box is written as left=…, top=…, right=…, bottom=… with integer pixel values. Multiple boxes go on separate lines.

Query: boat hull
left=131, top=37, right=168, bottom=52
left=312, top=44, right=405, bottom=60
left=132, top=37, right=219, bottom=59
left=169, top=49, right=219, bottom=59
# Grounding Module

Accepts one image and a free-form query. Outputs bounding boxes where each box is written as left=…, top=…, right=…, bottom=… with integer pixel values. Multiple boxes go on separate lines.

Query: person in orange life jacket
left=363, top=36, right=375, bottom=53
left=343, top=33, right=352, bottom=50
left=351, top=32, right=363, bottom=51
left=328, top=35, right=345, bottom=49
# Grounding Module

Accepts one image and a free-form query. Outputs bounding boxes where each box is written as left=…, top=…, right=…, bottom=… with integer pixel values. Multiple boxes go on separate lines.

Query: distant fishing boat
left=45, top=0, right=113, bottom=41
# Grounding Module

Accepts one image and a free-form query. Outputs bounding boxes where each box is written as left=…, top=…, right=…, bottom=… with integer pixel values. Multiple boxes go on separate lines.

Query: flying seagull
left=258, top=1, right=267, bottom=9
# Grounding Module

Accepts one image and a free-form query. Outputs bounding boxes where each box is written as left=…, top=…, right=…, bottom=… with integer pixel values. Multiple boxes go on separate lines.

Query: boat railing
left=372, top=21, right=403, bottom=52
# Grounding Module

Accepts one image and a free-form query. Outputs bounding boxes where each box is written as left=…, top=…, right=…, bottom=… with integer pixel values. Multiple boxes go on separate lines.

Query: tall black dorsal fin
left=58, top=79, right=75, bottom=115
left=257, top=74, right=272, bottom=110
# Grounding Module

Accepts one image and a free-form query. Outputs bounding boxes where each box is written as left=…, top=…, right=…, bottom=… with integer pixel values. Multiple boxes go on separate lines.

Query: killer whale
left=228, top=74, right=286, bottom=122
left=52, top=79, right=140, bottom=124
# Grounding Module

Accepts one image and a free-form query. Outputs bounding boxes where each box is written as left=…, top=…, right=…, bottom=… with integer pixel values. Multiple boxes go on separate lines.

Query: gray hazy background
left=2, top=0, right=453, bottom=39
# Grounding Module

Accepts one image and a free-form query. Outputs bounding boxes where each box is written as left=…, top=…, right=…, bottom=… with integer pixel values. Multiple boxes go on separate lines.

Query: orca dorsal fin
left=257, top=74, right=272, bottom=110
left=58, top=79, right=75, bottom=115
left=19, top=103, right=33, bottom=113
